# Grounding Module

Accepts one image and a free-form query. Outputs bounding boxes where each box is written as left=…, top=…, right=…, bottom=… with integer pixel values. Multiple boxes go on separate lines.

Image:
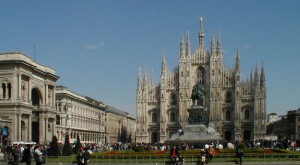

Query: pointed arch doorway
left=243, top=130, right=251, bottom=141
left=151, top=132, right=158, bottom=143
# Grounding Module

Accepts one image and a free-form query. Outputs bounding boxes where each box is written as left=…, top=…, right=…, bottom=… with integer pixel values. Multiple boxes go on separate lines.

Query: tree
left=120, top=127, right=128, bottom=143
left=48, top=135, right=61, bottom=157
left=128, top=133, right=132, bottom=143
left=73, top=134, right=82, bottom=154
left=62, top=134, right=73, bottom=156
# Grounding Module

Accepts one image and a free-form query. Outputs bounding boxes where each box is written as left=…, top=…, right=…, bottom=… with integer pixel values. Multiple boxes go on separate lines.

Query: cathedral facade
left=136, top=18, right=266, bottom=143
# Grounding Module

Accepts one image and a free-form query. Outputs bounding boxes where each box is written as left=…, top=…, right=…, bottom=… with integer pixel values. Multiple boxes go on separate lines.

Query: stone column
left=39, top=113, right=45, bottom=144
left=6, top=84, right=9, bottom=99
left=18, top=113, right=22, bottom=141
left=45, top=84, right=48, bottom=105
left=18, top=74, right=21, bottom=98
left=52, top=86, right=55, bottom=107
left=28, top=114, right=32, bottom=141
left=45, top=116, right=48, bottom=142
left=28, top=77, right=31, bottom=100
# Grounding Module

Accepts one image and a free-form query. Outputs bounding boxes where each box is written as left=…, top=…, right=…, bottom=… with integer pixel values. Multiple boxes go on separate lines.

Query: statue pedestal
left=167, top=106, right=223, bottom=145
left=187, top=106, right=208, bottom=125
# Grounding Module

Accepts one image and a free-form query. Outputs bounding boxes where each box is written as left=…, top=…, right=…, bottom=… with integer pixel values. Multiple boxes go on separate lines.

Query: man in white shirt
left=34, top=145, right=43, bottom=165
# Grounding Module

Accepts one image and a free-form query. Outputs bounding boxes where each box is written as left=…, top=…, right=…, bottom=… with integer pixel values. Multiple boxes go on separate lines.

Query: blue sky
left=0, top=0, right=299, bottom=116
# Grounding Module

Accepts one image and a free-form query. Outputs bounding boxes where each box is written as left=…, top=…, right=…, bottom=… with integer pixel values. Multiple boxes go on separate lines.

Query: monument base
left=167, top=106, right=224, bottom=147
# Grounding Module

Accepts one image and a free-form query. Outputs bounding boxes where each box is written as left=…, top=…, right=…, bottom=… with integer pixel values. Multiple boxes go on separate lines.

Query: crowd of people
left=0, top=139, right=298, bottom=165
left=0, top=143, right=45, bottom=165
left=0, top=143, right=91, bottom=165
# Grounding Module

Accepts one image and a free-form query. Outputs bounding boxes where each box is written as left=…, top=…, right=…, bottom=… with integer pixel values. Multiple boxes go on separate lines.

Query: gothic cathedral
left=136, top=18, right=266, bottom=143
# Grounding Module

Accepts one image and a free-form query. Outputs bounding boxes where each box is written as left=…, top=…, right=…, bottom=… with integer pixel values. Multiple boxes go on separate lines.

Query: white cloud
left=85, top=43, right=98, bottom=50
left=85, top=41, right=106, bottom=50
left=243, top=45, right=252, bottom=49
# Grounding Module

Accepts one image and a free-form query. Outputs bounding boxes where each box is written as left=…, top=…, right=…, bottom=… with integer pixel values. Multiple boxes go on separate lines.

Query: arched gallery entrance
left=31, top=88, right=42, bottom=143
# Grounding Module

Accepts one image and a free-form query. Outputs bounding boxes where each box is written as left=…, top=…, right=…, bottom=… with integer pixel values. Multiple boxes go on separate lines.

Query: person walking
left=22, top=145, right=33, bottom=165
left=34, top=145, right=44, bottom=165
left=199, top=148, right=207, bottom=165
left=77, top=147, right=84, bottom=165
left=236, top=144, right=244, bottom=165
left=12, top=145, right=20, bottom=165
left=82, top=147, right=91, bottom=165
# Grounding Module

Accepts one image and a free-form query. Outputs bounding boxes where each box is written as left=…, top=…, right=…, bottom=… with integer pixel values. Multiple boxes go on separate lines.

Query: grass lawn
left=45, top=148, right=300, bottom=164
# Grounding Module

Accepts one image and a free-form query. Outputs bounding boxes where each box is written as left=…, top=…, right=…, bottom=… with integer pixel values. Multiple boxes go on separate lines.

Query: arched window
left=152, top=113, right=157, bottom=122
left=56, top=115, right=61, bottom=125
left=7, top=83, right=11, bottom=98
left=244, top=110, right=250, bottom=120
left=1, top=82, right=12, bottom=99
left=225, top=92, right=232, bottom=103
left=2, top=83, right=6, bottom=98
left=48, top=123, right=52, bottom=131
left=196, top=66, right=206, bottom=85
left=32, top=88, right=41, bottom=108
left=169, top=93, right=177, bottom=106
left=170, top=112, right=176, bottom=122
left=226, top=110, right=231, bottom=121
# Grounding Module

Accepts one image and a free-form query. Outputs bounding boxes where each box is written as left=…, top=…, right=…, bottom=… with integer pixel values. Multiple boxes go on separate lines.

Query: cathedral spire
left=250, top=69, right=253, bottom=83
left=235, top=48, right=241, bottom=70
left=186, top=31, right=191, bottom=57
left=143, top=67, right=149, bottom=98
left=210, top=32, right=215, bottom=56
left=161, top=50, right=167, bottom=73
left=199, top=16, right=205, bottom=48
left=260, top=62, right=265, bottom=88
left=180, top=33, right=185, bottom=60
left=143, top=67, right=148, bottom=87
left=161, top=51, right=167, bottom=88
left=137, top=66, right=143, bottom=91
left=235, top=48, right=241, bottom=83
left=254, top=63, right=259, bottom=86
left=217, top=31, right=222, bottom=56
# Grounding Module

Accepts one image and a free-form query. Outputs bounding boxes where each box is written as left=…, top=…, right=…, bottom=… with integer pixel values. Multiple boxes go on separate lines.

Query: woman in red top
left=169, top=146, right=180, bottom=162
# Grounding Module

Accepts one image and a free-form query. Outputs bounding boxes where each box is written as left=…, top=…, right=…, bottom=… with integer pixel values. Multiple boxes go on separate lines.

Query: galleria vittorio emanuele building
left=0, top=52, right=135, bottom=145
left=136, top=18, right=266, bottom=143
